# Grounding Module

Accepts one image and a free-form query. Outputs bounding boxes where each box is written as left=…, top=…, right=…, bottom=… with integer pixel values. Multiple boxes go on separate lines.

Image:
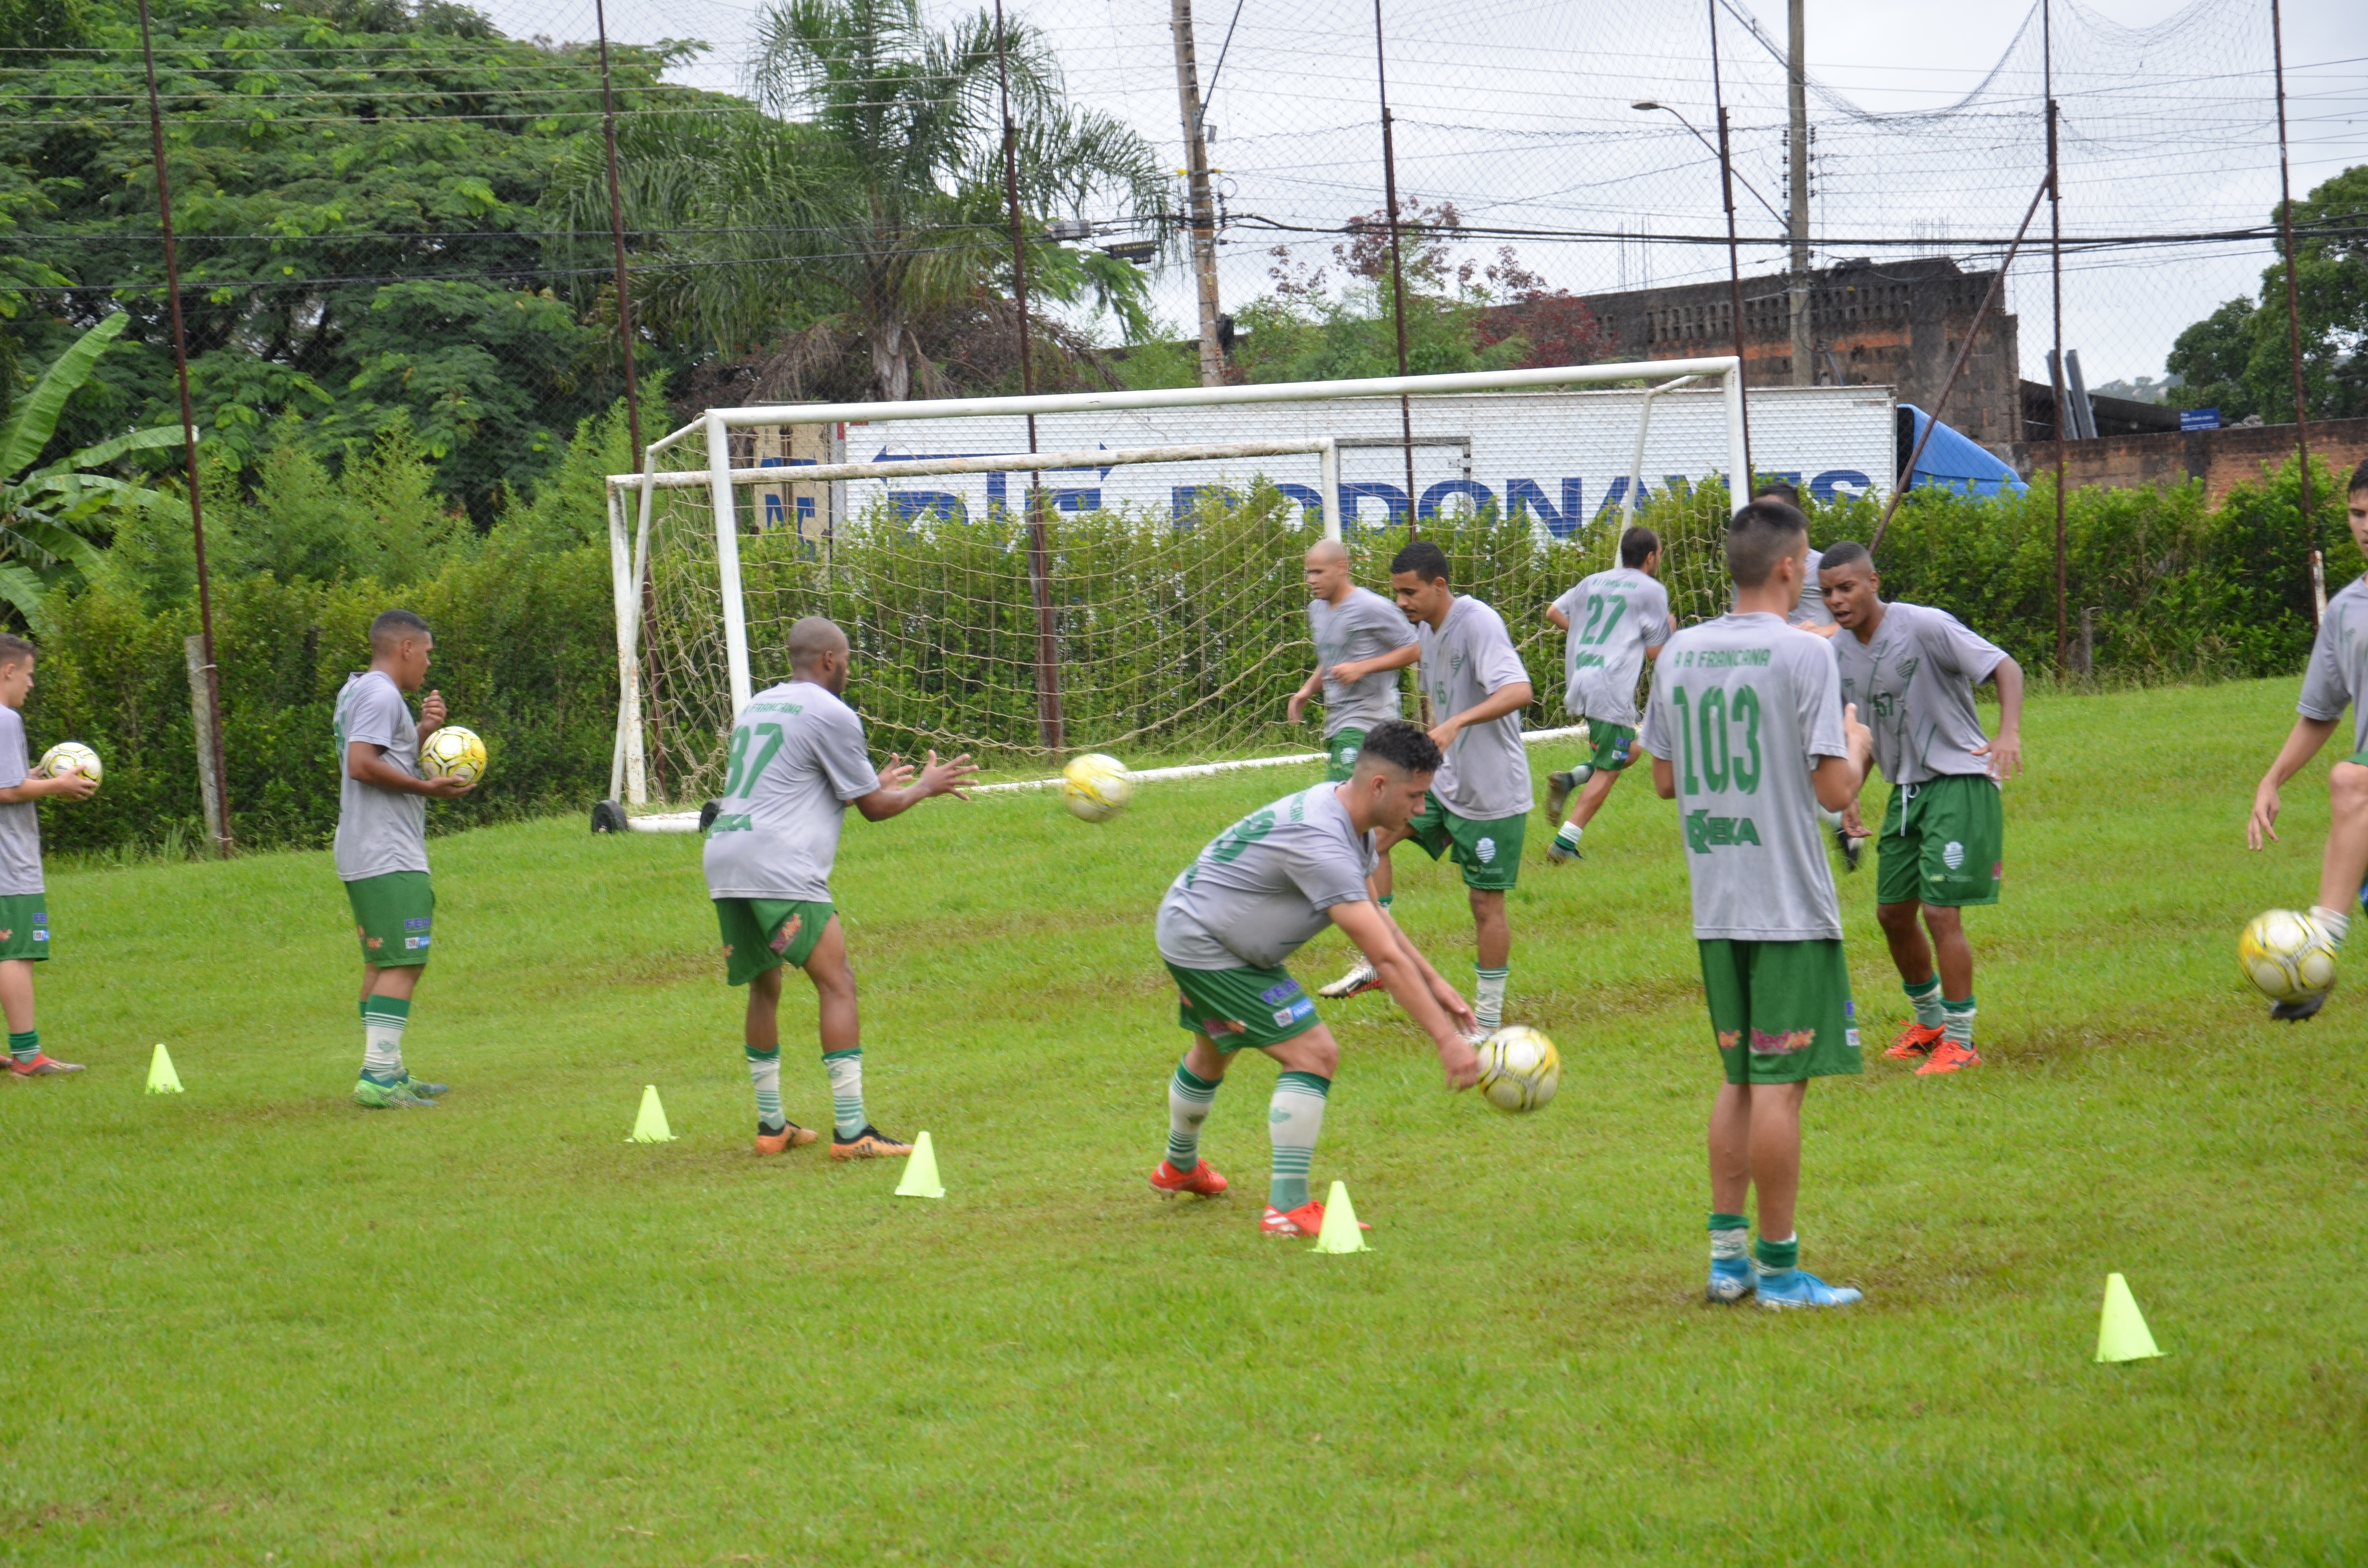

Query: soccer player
left=1286, top=539, right=1416, bottom=997
left=334, top=610, right=475, bottom=1109
left=704, top=616, right=976, bottom=1157
left=2245, top=457, right=2368, bottom=1020
left=1755, top=480, right=1866, bottom=871
left=1540, top=524, right=1674, bottom=865
left=1148, top=720, right=1481, bottom=1234
left=1638, top=497, right=1874, bottom=1310
left=1818, top=540, right=2024, bottom=1074
left=0, top=636, right=97, bottom=1077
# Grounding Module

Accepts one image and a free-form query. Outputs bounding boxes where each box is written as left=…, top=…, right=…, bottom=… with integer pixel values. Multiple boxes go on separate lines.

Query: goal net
left=604, top=363, right=1887, bottom=808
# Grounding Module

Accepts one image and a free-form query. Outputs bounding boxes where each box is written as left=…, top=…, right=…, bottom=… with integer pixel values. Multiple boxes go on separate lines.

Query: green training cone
left=894, top=1130, right=944, bottom=1198
left=2095, top=1273, right=2165, bottom=1363
left=145, top=1042, right=183, bottom=1094
left=1311, top=1179, right=1370, bottom=1253
left=626, top=1084, right=677, bottom=1143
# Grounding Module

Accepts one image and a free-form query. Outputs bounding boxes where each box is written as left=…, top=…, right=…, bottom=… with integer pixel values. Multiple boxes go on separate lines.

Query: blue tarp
left=1901, top=404, right=2028, bottom=498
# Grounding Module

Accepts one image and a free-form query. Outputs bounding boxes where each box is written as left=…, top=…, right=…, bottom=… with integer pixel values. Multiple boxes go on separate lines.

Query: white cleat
left=1317, top=959, right=1382, bottom=999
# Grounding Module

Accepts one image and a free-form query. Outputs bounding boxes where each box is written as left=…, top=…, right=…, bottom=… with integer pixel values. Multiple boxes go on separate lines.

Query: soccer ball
left=37, top=741, right=101, bottom=787
left=2237, top=908, right=2337, bottom=1004
left=421, top=725, right=488, bottom=785
left=1475, top=1025, right=1560, bottom=1114
left=1061, top=752, right=1131, bottom=822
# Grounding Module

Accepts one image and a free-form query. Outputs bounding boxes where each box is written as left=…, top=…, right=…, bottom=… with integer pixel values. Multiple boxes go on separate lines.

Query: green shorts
left=1698, top=938, right=1862, bottom=1085
left=345, top=871, right=434, bottom=967
left=1875, top=775, right=2004, bottom=908
left=0, top=894, right=50, bottom=962
left=1323, top=727, right=1368, bottom=784
left=715, top=898, right=834, bottom=986
left=1166, top=961, right=1321, bottom=1052
left=1579, top=719, right=1639, bottom=774
left=1406, top=792, right=1526, bottom=890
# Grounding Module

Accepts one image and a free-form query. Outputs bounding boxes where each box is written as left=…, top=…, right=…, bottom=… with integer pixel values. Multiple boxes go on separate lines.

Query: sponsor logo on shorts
left=1846, top=1028, right=1862, bottom=1051
left=1476, top=836, right=1497, bottom=863
left=0, top=929, right=11, bottom=941
left=1259, top=980, right=1304, bottom=1005
left=31, top=913, right=44, bottom=926
left=1749, top=1027, right=1816, bottom=1056
left=31, top=928, right=45, bottom=942
left=1942, top=840, right=1966, bottom=871
left=1716, top=1029, right=1742, bottom=1052
left=403, top=934, right=430, bottom=950
left=1993, top=859, right=2004, bottom=879
left=404, top=916, right=432, bottom=931
left=1685, top=810, right=1763, bottom=854
left=769, top=913, right=805, bottom=954
left=1196, top=1013, right=1248, bottom=1036
left=366, top=936, right=383, bottom=950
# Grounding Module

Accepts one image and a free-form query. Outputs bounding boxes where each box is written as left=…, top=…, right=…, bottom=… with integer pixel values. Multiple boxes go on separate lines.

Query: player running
left=1148, top=720, right=1480, bottom=1235
left=1817, top=541, right=2025, bottom=1074
left=2245, top=457, right=2368, bottom=1019
left=333, top=610, right=475, bottom=1109
left=1540, top=524, right=1674, bottom=865
left=1289, top=539, right=1417, bottom=996
left=0, top=636, right=97, bottom=1078
left=1638, top=496, right=1874, bottom=1310
left=704, top=616, right=975, bottom=1157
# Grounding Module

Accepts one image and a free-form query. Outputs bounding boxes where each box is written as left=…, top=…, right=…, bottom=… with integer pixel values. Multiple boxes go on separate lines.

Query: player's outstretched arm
left=1327, top=642, right=1421, bottom=687
left=1972, top=658, right=2027, bottom=780
left=347, top=741, right=471, bottom=798
left=1330, top=899, right=1480, bottom=1088
left=855, top=749, right=979, bottom=822
left=2250, top=716, right=2341, bottom=848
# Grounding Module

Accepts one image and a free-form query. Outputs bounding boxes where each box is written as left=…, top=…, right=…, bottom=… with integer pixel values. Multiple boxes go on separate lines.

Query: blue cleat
left=1707, top=1256, right=1755, bottom=1304
left=1755, top=1269, right=1862, bottom=1311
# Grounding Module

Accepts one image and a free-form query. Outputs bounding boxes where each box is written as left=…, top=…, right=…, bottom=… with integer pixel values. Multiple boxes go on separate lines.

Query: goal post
left=607, top=357, right=1795, bottom=810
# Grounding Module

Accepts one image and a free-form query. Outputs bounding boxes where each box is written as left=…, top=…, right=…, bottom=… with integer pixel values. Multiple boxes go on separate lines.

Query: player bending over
left=1149, top=720, right=1480, bottom=1235
left=1639, top=498, right=1875, bottom=1309
left=704, top=616, right=975, bottom=1156
left=1818, top=540, right=2023, bottom=1072
left=1541, top=525, right=1673, bottom=864
left=0, top=636, right=97, bottom=1077
left=333, top=611, right=475, bottom=1109
left=1756, top=479, right=1867, bottom=871
left=1288, top=537, right=1417, bottom=943
left=2245, top=457, right=2368, bottom=1020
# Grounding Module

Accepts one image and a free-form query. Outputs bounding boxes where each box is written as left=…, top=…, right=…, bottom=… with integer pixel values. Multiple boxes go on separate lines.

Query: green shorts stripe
left=715, top=898, right=834, bottom=986
left=1875, top=774, right=2004, bottom=908
left=1323, top=727, right=1368, bottom=784
left=345, top=871, right=434, bottom=968
left=1165, top=961, right=1321, bottom=1052
left=1406, top=792, right=1526, bottom=890
left=1698, top=938, right=1862, bottom=1085
left=0, top=893, right=50, bottom=962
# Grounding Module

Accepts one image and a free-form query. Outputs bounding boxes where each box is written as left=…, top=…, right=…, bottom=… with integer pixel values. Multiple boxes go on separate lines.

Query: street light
left=1632, top=100, right=1789, bottom=235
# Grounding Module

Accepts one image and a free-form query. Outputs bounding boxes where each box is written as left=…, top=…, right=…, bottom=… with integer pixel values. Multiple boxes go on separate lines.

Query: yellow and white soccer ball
left=2237, top=908, right=2337, bottom=1004
left=420, top=724, right=489, bottom=785
left=1476, top=1024, right=1560, bottom=1114
left=1061, top=752, right=1132, bottom=822
left=36, top=741, right=101, bottom=787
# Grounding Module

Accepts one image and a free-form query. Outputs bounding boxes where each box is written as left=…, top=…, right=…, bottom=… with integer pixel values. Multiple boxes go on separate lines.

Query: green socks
left=7, top=1029, right=37, bottom=1065
left=1753, top=1234, right=1800, bottom=1277
left=1904, top=975, right=1945, bottom=1029
left=1474, top=967, right=1509, bottom=1032
left=822, top=1048, right=865, bottom=1139
left=360, top=993, right=410, bottom=1084
left=1708, top=1211, right=1749, bottom=1262
left=1267, top=1070, right=1330, bottom=1212
left=1166, top=1061, right=1218, bottom=1171
left=1943, top=996, right=1976, bottom=1048
left=746, top=1045, right=783, bottom=1131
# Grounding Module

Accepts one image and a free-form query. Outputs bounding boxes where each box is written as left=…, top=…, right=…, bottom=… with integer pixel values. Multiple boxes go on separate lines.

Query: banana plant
left=0, top=313, right=190, bottom=625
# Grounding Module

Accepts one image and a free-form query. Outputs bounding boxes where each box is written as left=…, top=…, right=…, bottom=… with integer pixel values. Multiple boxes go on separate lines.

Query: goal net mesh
left=620, top=389, right=1739, bottom=803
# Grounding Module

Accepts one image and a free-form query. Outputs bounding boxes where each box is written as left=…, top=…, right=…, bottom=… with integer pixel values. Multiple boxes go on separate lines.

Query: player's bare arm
left=1971, top=657, right=2027, bottom=780
left=856, top=749, right=979, bottom=821
left=1327, top=641, right=1421, bottom=687
left=1328, top=898, right=1480, bottom=1088
left=2250, top=716, right=2341, bottom=848
left=1545, top=604, right=1571, bottom=632
left=348, top=741, right=472, bottom=798
left=1429, top=679, right=1532, bottom=752
left=1286, top=667, right=1324, bottom=725
left=0, top=772, right=95, bottom=804
left=1812, top=703, right=1875, bottom=811
left=415, top=688, right=446, bottom=742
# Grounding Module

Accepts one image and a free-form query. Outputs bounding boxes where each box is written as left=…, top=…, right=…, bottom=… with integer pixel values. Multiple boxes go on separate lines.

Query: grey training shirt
left=0, top=705, right=41, bottom=896
left=1552, top=566, right=1673, bottom=728
left=1309, top=585, right=1416, bottom=736
left=1418, top=594, right=1535, bottom=820
left=1830, top=600, right=2008, bottom=785
left=1790, top=548, right=1836, bottom=629
left=333, top=671, right=429, bottom=881
left=1640, top=612, right=1848, bottom=942
left=703, top=681, right=883, bottom=903
left=1157, top=783, right=1377, bottom=971
left=2298, top=576, right=2368, bottom=753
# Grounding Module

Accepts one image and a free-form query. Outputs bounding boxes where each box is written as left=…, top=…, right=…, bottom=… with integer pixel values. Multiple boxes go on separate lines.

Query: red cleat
left=1885, top=1023, right=1945, bottom=1061
left=1915, top=1040, right=1983, bottom=1076
left=1150, top=1158, right=1228, bottom=1197
left=1260, top=1200, right=1370, bottom=1237
left=8, top=1054, right=84, bottom=1077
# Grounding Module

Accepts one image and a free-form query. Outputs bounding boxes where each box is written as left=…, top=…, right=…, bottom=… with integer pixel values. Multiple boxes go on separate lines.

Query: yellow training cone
left=626, top=1084, right=677, bottom=1143
left=2095, top=1273, right=2165, bottom=1363
left=1311, top=1179, right=1370, bottom=1253
left=894, top=1130, right=944, bottom=1198
left=145, top=1042, right=183, bottom=1094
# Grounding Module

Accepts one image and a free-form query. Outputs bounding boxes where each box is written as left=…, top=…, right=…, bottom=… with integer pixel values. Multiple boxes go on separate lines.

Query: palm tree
left=557, top=0, right=1166, bottom=402
left=0, top=314, right=186, bottom=624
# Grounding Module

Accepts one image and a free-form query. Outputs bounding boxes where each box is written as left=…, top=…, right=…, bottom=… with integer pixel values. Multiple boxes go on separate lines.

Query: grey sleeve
left=1638, top=661, right=1672, bottom=759
left=1286, top=830, right=1376, bottom=913
left=1796, top=637, right=1849, bottom=760
left=347, top=682, right=413, bottom=749
left=0, top=710, right=25, bottom=789
left=1640, top=580, right=1674, bottom=648
left=2297, top=620, right=2351, bottom=721
left=819, top=709, right=885, bottom=802
left=1473, top=611, right=1531, bottom=692
left=1551, top=585, right=1585, bottom=620
left=1365, top=593, right=1417, bottom=649
left=1923, top=609, right=2007, bottom=684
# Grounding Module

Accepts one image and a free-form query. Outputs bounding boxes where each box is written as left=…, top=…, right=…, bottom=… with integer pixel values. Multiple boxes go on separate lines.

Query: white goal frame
left=606, top=356, right=1747, bottom=808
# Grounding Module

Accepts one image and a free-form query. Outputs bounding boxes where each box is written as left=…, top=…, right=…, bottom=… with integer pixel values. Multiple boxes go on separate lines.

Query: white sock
left=2310, top=906, right=2351, bottom=946
left=361, top=996, right=408, bottom=1082
left=747, top=1047, right=783, bottom=1129
left=1818, top=807, right=1845, bottom=831
left=1554, top=819, right=1583, bottom=847
left=1475, top=967, right=1509, bottom=1031
left=823, top=1048, right=865, bottom=1138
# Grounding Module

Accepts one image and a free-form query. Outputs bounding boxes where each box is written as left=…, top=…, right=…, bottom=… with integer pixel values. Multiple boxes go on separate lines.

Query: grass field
left=1, top=678, right=2362, bottom=1565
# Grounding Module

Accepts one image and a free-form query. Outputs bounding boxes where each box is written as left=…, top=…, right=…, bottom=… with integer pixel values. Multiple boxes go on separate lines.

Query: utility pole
left=1708, top=0, right=1752, bottom=489
left=1786, top=0, right=1813, bottom=387
left=593, top=0, right=641, bottom=458
left=2047, top=0, right=2069, bottom=673
left=995, top=0, right=1063, bottom=751
left=1374, top=0, right=1417, bottom=528
left=2270, top=0, right=2321, bottom=624
left=1169, top=0, right=1224, bottom=387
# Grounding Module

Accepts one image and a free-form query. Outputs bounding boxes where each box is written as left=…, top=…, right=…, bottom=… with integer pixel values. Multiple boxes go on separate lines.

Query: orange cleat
left=1150, top=1158, right=1229, bottom=1197
left=8, top=1054, right=84, bottom=1077
left=1885, top=1023, right=1945, bottom=1061
left=754, top=1120, right=818, bottom=1155
left=1914, top=1040, right=1982, bottom=1076
left=1260, top=1200, right=1370, bottom=1237
left=830, top=1125, right=913, bottom=1160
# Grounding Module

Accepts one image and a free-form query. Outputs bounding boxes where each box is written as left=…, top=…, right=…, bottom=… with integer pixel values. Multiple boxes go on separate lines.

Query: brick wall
left=2003, top=417, right=2368, bottom=505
